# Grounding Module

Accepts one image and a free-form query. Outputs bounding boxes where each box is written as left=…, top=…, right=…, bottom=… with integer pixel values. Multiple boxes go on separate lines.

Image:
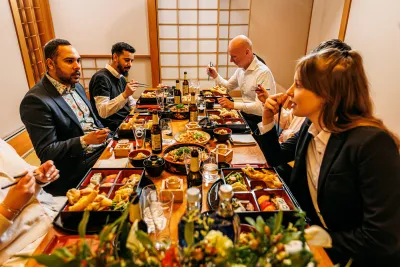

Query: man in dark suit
left=20, top=39, right=110, bottom=196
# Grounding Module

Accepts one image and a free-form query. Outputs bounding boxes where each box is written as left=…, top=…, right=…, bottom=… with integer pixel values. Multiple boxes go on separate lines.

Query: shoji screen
left=157, top=0, right=251, bottom=87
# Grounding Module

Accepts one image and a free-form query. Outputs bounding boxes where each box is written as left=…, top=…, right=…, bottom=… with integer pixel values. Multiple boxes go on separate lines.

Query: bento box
left=55, top=168, right=152, bottom=233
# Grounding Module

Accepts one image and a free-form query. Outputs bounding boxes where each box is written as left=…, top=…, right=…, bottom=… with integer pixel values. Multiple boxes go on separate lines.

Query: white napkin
left=96, top=158, right=129, bottom=168
left=230, top=134, right=256, bottom=146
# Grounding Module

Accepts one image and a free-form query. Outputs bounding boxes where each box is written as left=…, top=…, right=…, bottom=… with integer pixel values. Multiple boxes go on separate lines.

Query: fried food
left=68, top=189, right=98, bottom=211
left=67, top=188, right=80, bottom=205
left=242, top=165, right=283, bottom=189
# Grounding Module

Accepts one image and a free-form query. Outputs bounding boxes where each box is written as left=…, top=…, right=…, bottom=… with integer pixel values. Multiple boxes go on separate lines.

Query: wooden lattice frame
left=9, top=0, right=55, bottom=88
left=157, top=0, right=252, bottom=82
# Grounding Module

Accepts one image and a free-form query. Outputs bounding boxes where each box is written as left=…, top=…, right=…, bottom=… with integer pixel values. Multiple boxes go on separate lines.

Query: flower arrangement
left=26, top=208, right=317, bottom=267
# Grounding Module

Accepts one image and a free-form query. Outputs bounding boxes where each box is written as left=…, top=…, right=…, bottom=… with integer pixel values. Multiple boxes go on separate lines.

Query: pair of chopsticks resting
left=1, top=172, right=41, bottom=189
left=208, top=62, right=213, bottom=81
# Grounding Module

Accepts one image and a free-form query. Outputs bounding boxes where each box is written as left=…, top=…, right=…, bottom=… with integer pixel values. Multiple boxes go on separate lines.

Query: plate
left=162, top=143, right=210, bottom=174
left=174, top=130, right=211, bottom=145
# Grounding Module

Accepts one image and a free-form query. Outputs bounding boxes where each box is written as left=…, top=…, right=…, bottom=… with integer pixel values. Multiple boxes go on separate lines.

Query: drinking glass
left=134, top=126, right=146, bottom=150
left=147, top=190, right=174, bottom=250
left=156, top=89, right=165, bottom=110
left=140, top=184, right=157, bottom=233
left=190, top=79, right=200, bottom=95
left=165, top=87, right=174, bottom=106
left=160, top=118, right=175, bottom=145
left=202, top=151, right=219, bottom=185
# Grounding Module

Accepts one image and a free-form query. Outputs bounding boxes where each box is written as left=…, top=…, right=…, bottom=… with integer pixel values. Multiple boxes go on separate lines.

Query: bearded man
left=89, top=42, right=139, bottom=130
left=20, top=39, right=109, bottom=195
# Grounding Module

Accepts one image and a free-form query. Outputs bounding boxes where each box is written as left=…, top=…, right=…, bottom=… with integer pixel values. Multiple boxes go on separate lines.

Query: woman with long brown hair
left=256, top=48, right=400, bottom=266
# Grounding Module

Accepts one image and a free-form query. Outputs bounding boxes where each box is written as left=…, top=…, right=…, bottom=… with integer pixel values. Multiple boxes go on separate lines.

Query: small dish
left=143, top=156, right=165, bottom=177
left=213, top=127, right=232, bottom=143
left=128, top=149, right=151, bottom=167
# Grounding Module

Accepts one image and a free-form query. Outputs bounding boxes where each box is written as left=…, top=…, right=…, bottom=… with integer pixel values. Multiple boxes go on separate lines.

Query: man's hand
left=83, top=128, right=110, bottom=145
left=122, top=80, right=139, bottom=99
left=35, top=160, right=60, bottom=184
left=262, top=93, right=288, bottom=125
left=218, top=97, right=234, bottom=109
left=255, top=84, right=269, bottom=103
left=206, top=66, right=218, bottom=79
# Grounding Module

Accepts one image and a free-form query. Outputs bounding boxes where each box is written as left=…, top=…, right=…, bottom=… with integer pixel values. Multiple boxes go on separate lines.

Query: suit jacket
left=20, top=76, right=104, bottom=196
left=257, top=119, right=400, bottom=266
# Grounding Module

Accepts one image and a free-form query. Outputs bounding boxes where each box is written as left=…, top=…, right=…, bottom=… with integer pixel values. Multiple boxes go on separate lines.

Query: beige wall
left=344, top=0, right=400, bottom=135
left=306, top=0, right=344, bottom=52
left=49, top=0, right=152, bottom=85
left=249, top=0, right=313, bottom=90
left=0, top=1, right=30, bottom=138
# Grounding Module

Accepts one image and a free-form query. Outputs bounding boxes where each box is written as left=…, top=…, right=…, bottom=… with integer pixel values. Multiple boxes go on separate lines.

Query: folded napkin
left=96, top=158, right=129, bottom=168
left=230, top=134, right=257, bottom=146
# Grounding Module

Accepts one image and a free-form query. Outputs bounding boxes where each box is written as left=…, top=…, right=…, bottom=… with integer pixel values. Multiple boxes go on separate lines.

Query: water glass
left=190, top=79, right=200, bottom=95
left=164, top=87, right=174, bottom=106
left=147, top=190, right=174, bottom=250
left=134, top=126, right=146, bottom=150
left=140, top=184, right=157, bottom=233
left=156, top=89, right=165, bottom=110
left=202, top=151, right=219, bottom=185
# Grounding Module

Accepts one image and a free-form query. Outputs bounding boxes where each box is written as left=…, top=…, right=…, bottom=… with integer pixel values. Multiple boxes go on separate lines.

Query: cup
left=156, top=89, right=165, bottom=110
left=140, top=184, right=157, bottom=233
left=147, top=190, right=174, bottom=250
left=202, top=151, right=219, bottom=185
left=134, top=126, right=146, bottom=150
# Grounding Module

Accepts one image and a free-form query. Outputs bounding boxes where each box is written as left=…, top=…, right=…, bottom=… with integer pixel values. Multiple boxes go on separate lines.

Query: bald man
left=207, top=35, right=276, bottom=131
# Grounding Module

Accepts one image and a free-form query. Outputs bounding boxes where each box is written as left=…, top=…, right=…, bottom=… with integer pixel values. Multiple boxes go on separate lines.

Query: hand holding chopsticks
left=261, top=93, right=288, bottom=126
left=207, top=62, right=216, bottom=80
left=1, top=160, right=60, bottom=190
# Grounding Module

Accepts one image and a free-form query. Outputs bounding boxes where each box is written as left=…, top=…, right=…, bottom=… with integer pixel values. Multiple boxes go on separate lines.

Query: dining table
left=26, top=100, right=333, bottom=267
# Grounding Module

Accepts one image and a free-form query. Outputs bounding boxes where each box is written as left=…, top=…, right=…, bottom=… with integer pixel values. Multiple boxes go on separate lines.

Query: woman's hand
left=35, top=160, right=60, bottom=184
left=3, top=173, right=36, bottom=212
left=262, top=93, right=288, bottom=125
left=83, top=128, right=110, bottom=145
left=255, top=84, right=269, bottom=103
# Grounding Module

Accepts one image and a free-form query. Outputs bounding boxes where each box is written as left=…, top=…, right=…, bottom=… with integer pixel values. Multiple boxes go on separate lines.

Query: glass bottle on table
left=183, top=71, right=189, bottom=96
left=210, top=184, right=240, bottom=243
left=187, top=149, right=202, bottom=194
left=189, top=92, right=198, bottom=123
left=178, top=187, right=208, bottom=248
left=174, top=80, right=181, bottom=104
left=151, top=110, right=162, bottom=154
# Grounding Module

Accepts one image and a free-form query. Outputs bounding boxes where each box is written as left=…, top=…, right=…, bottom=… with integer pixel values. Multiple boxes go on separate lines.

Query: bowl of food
left=128, top=149, right=151, bottom=167
left=163, top=143, right=210, bottom=174
left=205, top=99, right=215, bottom=109
left=170, top=104, right=189, bottom=120
left=175, top=130, right=211, bottom=145
left=185, top=122, right=202, bottom=131
left=143, top=155, right=165, bottom=177
left=213, top=127, right=232, bottom=143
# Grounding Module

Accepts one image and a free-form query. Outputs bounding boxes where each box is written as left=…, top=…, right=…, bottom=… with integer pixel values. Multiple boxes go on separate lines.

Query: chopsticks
left=1, top=172, right=41, bottom=190
left=208, top=62, right=213, bottom=81
left=277, top=103, right=282, bottom=134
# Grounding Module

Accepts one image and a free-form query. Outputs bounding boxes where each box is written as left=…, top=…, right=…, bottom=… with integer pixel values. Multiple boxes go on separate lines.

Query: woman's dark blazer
left=257, top=119, right=400, bottom=266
